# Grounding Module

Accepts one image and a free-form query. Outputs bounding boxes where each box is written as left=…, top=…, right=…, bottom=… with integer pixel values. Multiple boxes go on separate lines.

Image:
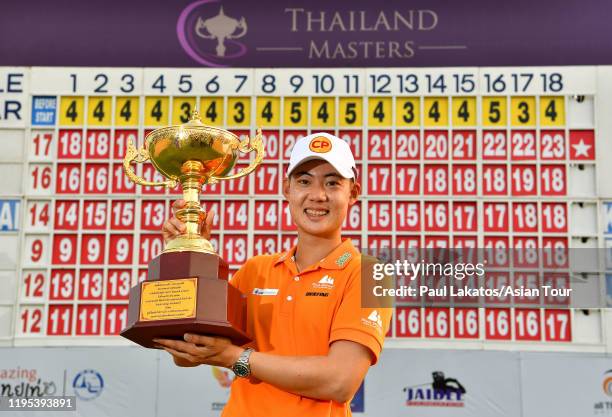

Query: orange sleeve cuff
left=329, top=328, right=384, bottom=365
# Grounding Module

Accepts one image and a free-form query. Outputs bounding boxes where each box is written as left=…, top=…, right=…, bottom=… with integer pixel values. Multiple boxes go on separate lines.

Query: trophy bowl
left=119, top=111, right=264, bottom=348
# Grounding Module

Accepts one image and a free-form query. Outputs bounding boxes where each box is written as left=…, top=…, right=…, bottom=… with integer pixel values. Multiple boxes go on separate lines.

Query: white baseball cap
left=286, top=132, right=357, bottom=179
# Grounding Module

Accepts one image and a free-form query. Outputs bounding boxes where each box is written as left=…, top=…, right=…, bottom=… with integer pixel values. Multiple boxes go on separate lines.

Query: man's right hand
left=162, top=199, right=215, bottom=244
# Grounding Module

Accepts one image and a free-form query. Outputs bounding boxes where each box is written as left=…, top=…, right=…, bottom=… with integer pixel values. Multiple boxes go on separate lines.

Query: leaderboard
left=1, top=66, right=610, bottom=346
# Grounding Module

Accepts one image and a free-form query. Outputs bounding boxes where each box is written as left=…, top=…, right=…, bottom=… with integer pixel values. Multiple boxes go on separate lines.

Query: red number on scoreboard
left=235, top=131, right=252, bottom=162
left=54, top=200, right=79, bottom=230
left=200, top=201, right=221, bottom=228
left=368, top=201, right=392, bottom=231
left=30, top=165, right=53, bottom=192
left=225, top=200, right=248, bottom=230
left=23, top=271, right=46, bottom=299
left=482, top=131, right=507, bottom=160
left=254, top=164, right=279, bottom=194
left=396, top=235, right=420, bottom=249
left=83, top=200, right=108, bottom=230
left=57, top=129, right=82, bottom=159
left=544, top=309, right=571, bottom=341
left=540, top=165, right=566, bottom=196
left=482, top=165, right=508, bottom=195
left=107, top=269, right=131, bottom=300
left=396, top=201, right=420, bottom=232
left=540, top=131, right=565, bottom=160
left=342, top=202, right=361, bottom=231
left=513, top=237, right=539, bottom=268
left=424, top=164, right=448, bottom=195
left=367, top=131, right=392, bottom=160
left=485, top=308, right=512, bottom=340
left=484, top=272, right=511, bottom=305
left=78, top=270, right=104, bottom=300
left=49, top=269, right=75, bottom=300
left=453, top=202, right=477, bottom=232
left=84, top=164, right=109, bottom=194
left=453, top=308, right=479, bottom=339
left=110, top=200, right=135, bottom=230
left=541, top=202, right=567, bottom=233
left=452, top=165, right=477, bottom=195
left=76, top=304, right=102, bottom=335
left=226, top=164, right=251, bottom=194
left=255, top=201, right=278, bottom=230
left=281, top=234, right=298, bottom=252
left=52, top=234, right=77, bottom=265
left=424, top=236, right=449, bottom=249
left=511, top=165, right=537, bottom=196
left=281, top=201, right=296, bottom=231
left=368, top=164, right=392, bottom=195
left=453, top=236, right=477, bottom=249
left=222, top=234, right=248, bottom=266
left=514, top=309, right=541, bottom=341
left=31, top=132, right=53, bottom=158
left=511, top=130, right=537, bottom=160
left=423, top=131, right=448, bottom=160
left=137, top=269, right=148, bottom=284
left=105, top=305, right=128, bottom=335
left=47, top=304, right=73, bottom=336
left=513, top=202, right=538, bottom=233
left=483, top=237, right=510, bottom=267
left=113, top=130, right=138, bottom=160
left=396, top=131, right=420, bottom=160
left=484, top=202, right=509, bottom=232
left=56, top=163, right=81, bottom=194
left=367, top=235, right=392, bottom=250
left=424, top=202, right=448, bottom=231
left=80, top=235, right=105, bottom=265
left=108, top=234, right=134, bottom=265
left=85, top=130, right=111, bottom=159
left=141, top=165, right=165, bottom=195
left=513, top=273, right=541, bottom=304
left=339, top=131, right=362, bottom=159
left=139, top=200, right=164, bottom=231
left=452, top=131, right=476, bottom=160
left=424, top=308, right=450, bottom=338
left=283, top=131, right=307, bottom=160
left=20, top=307, right=44, bottom=335
left=396, top=307, right=422, bottom=338
left=262, top=130, right=280, bottom=160
left=139, top=234, right=164, bottom=264
left=542, top=237, right=568, bottom=268
left=29, top=201, right=51, bottom=229
left=396, top=164, right=419, bottom=195
left=28, top=237, right=47, bottom=264
left=112, top=163, right=136, bottom=193
left=254, top=234, right=278, bottom=255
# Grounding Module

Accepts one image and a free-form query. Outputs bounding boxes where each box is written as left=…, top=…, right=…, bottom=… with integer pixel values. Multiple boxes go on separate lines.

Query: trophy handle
left=123, top=138, right=178, bottom=188
left=209, top=128, right=265, bottom=183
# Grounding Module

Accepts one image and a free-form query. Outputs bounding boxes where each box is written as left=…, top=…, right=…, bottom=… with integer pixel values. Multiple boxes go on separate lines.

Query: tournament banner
left=1, top=0, right=611, bottom=67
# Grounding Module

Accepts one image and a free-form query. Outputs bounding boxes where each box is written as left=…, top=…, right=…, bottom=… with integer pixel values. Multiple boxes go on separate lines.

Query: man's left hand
left=154, top=334, right=243, bottom=368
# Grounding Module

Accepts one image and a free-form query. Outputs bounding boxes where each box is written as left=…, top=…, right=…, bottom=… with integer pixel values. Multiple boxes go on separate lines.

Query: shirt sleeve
left=228, top=259, right=249, bottom=291
left=329, top=265, right=392, bottom=365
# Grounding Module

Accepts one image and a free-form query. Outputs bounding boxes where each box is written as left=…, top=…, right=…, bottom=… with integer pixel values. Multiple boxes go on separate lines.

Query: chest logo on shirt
left=312, top=274, right=335, bottom=290
left=252, top=288, right=279, bottom=296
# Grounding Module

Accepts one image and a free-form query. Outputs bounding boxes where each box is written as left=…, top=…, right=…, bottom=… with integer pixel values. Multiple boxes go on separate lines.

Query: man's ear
left=349, top=181, right=361, bottom=205
left=282, top=177, right=290, bottom=199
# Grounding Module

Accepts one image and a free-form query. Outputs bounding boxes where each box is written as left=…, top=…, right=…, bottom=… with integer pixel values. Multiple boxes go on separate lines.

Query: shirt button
left=294, top=276, right=300, bottom=282
left=286, top=295, right=293, bottom=301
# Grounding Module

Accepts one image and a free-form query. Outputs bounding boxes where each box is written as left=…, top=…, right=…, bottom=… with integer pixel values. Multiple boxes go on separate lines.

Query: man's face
left=282, top=160, right=360, bottom=238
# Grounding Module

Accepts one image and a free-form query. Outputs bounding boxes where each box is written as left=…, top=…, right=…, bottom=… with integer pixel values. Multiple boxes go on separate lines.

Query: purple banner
left=1, top=0, right=611, bottom=67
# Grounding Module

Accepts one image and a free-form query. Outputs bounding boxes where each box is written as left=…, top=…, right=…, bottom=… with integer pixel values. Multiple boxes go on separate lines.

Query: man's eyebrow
left=294, top=171, right=313, bottom=177
left=324, top=173, right=342, bottom=178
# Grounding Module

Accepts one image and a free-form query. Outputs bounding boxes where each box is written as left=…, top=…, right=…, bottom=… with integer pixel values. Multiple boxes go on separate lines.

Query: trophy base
left=164, top=234, right=216, bottom=254
left=120, top=251, right=250, bottom=348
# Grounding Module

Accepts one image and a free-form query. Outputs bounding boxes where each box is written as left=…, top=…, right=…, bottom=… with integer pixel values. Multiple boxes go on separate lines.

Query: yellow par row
left=58, top=96, right=566, bottom=128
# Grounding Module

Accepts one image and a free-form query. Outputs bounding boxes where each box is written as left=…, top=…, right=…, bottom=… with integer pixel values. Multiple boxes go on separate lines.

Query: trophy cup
left=120, top=111, right=263, bottom=348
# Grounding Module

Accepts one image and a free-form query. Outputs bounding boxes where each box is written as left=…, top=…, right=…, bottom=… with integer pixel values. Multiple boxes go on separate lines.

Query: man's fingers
left=169, top=218, right=186, bottom=233
left=205, top=210, right=215, bottom=228
left=171, top=199, right=186, bottom=216
left=163, top=347, right=195, bottom=363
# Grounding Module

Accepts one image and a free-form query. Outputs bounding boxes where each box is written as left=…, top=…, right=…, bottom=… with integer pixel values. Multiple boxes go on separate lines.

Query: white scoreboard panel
left=1, top=66, right=612, bottom=350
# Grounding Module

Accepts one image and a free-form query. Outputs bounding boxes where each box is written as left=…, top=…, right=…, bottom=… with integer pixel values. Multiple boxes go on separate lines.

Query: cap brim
left=286, top=155, right=355, bottom=179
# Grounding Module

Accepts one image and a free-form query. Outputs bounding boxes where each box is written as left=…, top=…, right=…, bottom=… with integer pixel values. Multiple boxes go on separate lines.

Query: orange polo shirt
left=221, top=238, right=391, bottom=417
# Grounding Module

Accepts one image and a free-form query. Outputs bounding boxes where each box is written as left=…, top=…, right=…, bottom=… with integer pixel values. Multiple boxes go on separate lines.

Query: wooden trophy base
left=120, top=251, right=250, bottom=348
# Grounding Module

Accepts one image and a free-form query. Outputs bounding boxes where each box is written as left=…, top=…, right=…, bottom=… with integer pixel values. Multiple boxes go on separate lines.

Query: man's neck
left=293, top=232, right=343, bottom=272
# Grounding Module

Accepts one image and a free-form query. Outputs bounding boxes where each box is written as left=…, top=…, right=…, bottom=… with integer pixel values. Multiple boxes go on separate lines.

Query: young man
left=156, top=132, right=392, bottom=417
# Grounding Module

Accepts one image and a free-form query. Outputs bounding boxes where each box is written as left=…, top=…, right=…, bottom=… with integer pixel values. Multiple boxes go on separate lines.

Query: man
left=156, top=132, right=392, bottom=417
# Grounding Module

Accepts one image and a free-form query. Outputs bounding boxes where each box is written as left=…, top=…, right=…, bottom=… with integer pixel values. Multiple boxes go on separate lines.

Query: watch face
left=233, top=362, right=250, bottom=378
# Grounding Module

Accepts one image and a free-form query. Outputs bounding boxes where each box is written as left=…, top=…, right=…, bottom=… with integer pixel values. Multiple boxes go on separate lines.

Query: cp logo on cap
left=309, top=136, right=332, bottom=153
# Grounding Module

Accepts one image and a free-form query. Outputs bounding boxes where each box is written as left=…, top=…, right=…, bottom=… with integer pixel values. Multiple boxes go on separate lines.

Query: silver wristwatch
left=232, top=348, right=254, bottom=378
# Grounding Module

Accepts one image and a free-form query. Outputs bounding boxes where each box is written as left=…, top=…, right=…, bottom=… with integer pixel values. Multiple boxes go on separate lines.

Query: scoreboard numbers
left=2, top=66, right=609, bottom=349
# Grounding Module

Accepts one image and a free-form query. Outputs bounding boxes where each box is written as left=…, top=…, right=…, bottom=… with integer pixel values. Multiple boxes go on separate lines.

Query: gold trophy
left=120, top=111, right=263, bottom=348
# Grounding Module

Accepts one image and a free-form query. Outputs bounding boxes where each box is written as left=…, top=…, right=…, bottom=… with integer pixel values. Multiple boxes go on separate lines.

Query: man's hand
left=161, top=199, right=215, bottom=244
left=154, top=333, right=244, bottom=369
